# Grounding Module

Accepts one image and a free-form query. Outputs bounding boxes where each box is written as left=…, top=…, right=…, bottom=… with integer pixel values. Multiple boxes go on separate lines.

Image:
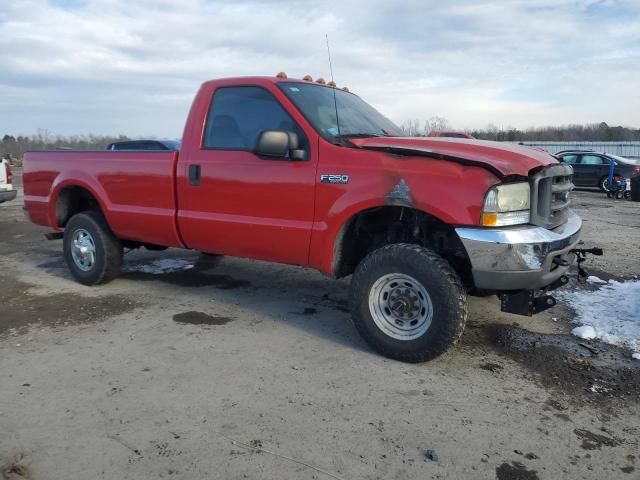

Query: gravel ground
left=1, top=169, right=639, bottom=480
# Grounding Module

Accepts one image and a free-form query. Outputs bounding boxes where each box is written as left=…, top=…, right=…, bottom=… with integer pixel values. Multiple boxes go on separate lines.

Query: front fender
left=309, top=164, right=497, bottom=276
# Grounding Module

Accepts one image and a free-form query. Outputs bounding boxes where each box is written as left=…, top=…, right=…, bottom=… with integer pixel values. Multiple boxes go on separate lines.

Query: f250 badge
left=320, top=174, right=349, bottom=184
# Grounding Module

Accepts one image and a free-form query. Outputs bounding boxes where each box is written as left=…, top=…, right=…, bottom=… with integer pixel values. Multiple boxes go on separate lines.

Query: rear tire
left=63, top=211, right=123, bottom=285
left=350, top=243, right=468, bottom=363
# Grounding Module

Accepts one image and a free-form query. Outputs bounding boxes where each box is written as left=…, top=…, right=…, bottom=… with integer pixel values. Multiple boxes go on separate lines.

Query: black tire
left=350, top=243, right=468, bottom=363
left=599, top=176, right=609, bottom=192
left=63, top=211, right=123, bottom=286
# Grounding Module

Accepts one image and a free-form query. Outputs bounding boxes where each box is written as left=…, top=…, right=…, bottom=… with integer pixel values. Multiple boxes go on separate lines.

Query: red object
left=4, top=162, right=11, bottom=184
left=23, top=76, right=560, bottom=276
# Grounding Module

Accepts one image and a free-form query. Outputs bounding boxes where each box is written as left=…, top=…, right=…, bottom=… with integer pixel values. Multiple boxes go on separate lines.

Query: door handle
left=188, top=164, right=201, bottom=186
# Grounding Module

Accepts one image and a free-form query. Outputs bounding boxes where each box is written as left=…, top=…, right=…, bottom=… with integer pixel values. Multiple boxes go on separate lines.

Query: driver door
left=177, top=86, right=318, bottom=266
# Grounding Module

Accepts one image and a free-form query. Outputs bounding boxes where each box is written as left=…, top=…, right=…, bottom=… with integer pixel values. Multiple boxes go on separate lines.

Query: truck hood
left=349, top=137, right=558, bottom=178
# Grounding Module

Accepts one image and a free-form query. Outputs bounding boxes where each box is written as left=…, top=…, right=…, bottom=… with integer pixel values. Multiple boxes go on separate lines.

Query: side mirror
left=255, top=130, right=306, bottom=160
left=256, top=130, right=289, bottom=157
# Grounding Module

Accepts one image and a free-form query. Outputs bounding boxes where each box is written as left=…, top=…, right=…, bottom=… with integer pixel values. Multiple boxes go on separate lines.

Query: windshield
left=278, top=82, right=401, bottom=141
left=608, top=153, right=639, bottom=165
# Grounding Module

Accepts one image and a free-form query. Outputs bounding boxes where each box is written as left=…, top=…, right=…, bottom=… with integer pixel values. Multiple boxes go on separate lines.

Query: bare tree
left=424, top=116, right=451, bottom=135
left=400, top=119, right=423, bottom=137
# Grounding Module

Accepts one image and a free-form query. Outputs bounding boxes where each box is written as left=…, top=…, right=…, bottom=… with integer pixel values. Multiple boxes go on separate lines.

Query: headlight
left=481, top=182, right=531, bottom=227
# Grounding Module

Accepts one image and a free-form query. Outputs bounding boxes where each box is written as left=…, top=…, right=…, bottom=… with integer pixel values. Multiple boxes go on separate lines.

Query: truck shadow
left=35, top=248, right=367, bottom=354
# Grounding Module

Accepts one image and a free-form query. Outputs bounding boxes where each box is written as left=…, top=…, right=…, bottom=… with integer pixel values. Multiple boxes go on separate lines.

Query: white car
left=0, top=158, right=17, bottom=203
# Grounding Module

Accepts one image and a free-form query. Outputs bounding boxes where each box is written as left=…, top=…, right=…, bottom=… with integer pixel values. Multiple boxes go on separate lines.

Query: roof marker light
left=302, top=75, right=313, bottom=81
left=328, top=80, right=336, bottom=87
left=341, top=86, right=350, bottom=92
left=276, top=71, right=288, bottom=79
left=315, top=77, right=326, bottom=84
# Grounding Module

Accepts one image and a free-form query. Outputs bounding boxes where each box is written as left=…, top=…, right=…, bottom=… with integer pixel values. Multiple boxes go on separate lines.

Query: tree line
left=400, top=118, right=640, bottom=142
left=3, top=121, right=640, bottom=160
left=1, top=130, right=130, bottom=160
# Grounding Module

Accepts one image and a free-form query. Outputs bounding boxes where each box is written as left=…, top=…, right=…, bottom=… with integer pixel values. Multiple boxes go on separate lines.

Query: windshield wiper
left=335, top=133, right=386, bottom=139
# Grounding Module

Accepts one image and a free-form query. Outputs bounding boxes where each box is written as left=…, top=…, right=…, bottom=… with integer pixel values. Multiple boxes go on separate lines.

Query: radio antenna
left=325, top=34, right=341, bottom=137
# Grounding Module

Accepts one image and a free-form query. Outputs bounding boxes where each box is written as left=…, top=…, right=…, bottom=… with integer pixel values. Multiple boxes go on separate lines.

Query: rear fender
left=49, top=171, right=111, bottom=230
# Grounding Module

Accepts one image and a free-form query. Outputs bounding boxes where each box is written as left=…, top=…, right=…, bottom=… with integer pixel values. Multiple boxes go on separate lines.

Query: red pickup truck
left=23, top=74, right=582, bottom=362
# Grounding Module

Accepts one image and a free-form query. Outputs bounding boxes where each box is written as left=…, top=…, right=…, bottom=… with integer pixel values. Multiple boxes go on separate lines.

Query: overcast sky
left=1, top=0, right=639, bottom=138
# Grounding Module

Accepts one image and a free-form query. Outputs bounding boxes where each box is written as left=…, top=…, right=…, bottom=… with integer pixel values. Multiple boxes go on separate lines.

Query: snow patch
left=123, top=258, right=194, bottom=274
left=558, top=279, right=640, bottom=355
left=633, top=353, right=640, bottom=361
left=589, top=384, right=611, bottom=394
left=572, top=325, right=596, bottom=340
left=586, top=275, right=607, bottom=284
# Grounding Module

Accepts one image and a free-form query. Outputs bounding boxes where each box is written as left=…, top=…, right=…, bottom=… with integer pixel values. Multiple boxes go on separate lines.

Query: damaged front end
left=452, top=162, right=602, bottom=316
left=499, top=246, right=603, bottom=316
left=457, top=212, right=603, bottom=316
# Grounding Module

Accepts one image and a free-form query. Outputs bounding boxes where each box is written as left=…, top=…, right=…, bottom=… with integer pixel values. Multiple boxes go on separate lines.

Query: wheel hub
left=368, top=273, right=433, bottom=340
left=70, top=228, right=96, bottom=271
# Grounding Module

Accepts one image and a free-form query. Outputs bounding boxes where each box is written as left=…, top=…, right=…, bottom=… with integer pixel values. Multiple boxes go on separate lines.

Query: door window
left=580, top=155, right=605, bottom=165
left=560, top=154, right=578, bottom=164
left=203, top=86, right=307, bottom=152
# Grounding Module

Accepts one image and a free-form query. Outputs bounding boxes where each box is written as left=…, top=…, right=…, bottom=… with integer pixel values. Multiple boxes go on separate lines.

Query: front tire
left=63, top=211, right=123, bottom=285
left=599, top=176, right=610, bottom=192
left=350, top=243, right=468, bottom=363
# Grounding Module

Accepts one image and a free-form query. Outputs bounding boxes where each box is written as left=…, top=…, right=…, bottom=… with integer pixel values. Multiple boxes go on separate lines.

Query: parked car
left=0, top=158, right=17, bottom=203
left=428, top=131, right=475, bottom=139
left=23, top=73, right=582, bottom=363
left=106, top=140, right=181, bottom=151
left=556, top=150, right=640, bottom=191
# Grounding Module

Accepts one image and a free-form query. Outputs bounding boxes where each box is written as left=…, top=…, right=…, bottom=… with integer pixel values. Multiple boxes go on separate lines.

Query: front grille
left=530, top=164, right=574, bottom=229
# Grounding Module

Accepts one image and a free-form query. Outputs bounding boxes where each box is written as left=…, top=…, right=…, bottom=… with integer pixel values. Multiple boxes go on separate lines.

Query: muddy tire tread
left=350, top=243, right=468, bottom=363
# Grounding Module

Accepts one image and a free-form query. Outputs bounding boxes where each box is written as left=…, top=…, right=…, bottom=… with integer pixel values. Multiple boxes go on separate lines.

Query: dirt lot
left=1, top=169, right=639, bottom=480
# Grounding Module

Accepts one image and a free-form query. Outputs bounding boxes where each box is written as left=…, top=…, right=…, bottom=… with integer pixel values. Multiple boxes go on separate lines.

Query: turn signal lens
left=481, top=211, right=531, bottom=227
left=481, top=213, right=497, bottom=226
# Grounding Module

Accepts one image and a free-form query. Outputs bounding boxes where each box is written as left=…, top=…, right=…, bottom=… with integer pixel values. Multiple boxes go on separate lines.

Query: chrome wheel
left=368, top=273, right=433, bottom=340
left=70, top=228, right=96, bottom=271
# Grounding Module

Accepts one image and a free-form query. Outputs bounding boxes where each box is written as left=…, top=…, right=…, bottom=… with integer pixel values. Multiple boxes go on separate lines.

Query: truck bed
left=23, top=150, right=184, bottom=247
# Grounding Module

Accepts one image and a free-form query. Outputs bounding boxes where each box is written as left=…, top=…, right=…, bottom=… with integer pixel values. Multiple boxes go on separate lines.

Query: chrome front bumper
left=455, top=210, right=582, bottom=290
